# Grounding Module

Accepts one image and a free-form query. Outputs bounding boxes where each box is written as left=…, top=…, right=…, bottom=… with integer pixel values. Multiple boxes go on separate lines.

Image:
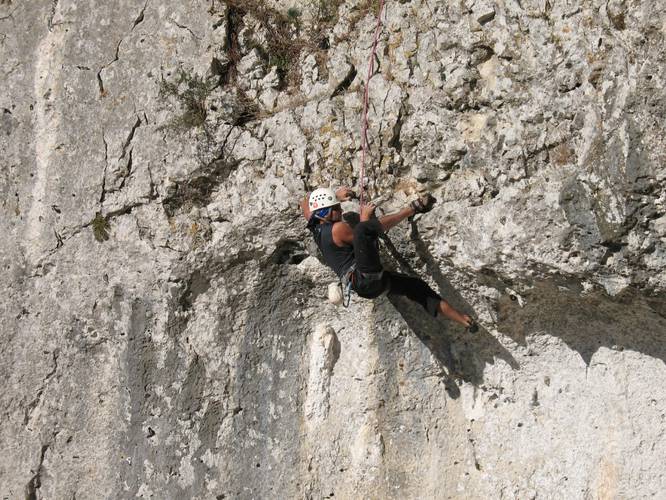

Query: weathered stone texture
left=1, top=0, right=665, bottom=498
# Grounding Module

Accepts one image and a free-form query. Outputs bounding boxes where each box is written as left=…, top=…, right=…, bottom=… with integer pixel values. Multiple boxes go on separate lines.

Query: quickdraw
left=342, top=280, right=353, bottom=308
left=340, top=264, right=357, bottom=308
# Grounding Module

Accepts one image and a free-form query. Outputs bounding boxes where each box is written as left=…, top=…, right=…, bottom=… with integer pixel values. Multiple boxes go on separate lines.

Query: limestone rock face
left=1, top=0, right=665, bottom=498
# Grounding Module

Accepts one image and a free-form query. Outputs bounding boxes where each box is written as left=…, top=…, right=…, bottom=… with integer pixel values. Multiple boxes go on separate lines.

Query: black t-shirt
left=309, top=222, right=355, bottom=278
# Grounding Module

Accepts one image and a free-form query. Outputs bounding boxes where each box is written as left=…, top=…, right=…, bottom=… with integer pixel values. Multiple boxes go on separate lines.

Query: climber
left=301, top=186, right=478, bottom=331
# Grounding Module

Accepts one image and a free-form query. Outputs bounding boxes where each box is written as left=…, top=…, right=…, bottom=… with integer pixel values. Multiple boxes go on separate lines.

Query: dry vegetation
left=221, top=0, right=346, bottom=89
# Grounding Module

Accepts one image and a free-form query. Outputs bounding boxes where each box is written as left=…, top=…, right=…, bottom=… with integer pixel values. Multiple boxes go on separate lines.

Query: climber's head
left=309, top=188, right=342, bottom=223
left=312, top=204, right=342, bottom=223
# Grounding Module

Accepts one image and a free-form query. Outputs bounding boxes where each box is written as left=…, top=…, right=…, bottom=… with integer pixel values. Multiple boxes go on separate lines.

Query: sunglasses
left=315, top=205, right=341, bottom=218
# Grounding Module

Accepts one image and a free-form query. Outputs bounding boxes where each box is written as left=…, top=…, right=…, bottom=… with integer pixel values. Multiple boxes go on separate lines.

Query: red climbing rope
left=359, top=0, right=386, bottom=207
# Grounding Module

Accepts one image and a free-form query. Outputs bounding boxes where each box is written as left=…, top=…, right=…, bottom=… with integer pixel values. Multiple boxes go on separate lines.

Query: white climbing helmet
left=308, top=187, right=338, bottom=211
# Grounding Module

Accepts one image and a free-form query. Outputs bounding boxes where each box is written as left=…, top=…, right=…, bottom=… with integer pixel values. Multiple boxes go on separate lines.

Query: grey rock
left=2, top=0, right=666, bottom=498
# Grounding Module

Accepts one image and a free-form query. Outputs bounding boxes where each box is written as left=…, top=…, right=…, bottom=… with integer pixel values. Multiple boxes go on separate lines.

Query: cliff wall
left=1, top=0, right=665, bottom=498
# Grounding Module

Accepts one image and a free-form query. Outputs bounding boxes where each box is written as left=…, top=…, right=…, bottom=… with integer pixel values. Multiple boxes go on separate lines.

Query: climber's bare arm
left=378, top=194, right=434, bottom=231
left=300, top=194, right=312, bottom=221
left=360, top=202, right=416, bottom=232
left=361, top=203, right=416, bottom=232
left=379, top=206, right=417, bottom=232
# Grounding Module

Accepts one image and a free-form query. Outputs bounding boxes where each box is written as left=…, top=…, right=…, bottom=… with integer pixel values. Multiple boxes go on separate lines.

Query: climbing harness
left=359, top=0, right=386, bottom=207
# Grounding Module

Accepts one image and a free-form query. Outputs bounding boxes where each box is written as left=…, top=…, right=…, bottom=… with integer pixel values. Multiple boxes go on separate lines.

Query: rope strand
left=359, top=0, right=385, bottom=207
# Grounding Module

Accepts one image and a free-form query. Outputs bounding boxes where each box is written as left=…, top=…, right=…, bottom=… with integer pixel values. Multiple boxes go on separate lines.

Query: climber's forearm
left=379, top=206, right=416, bottom=232
left=300, top=194, right=312, bottom=220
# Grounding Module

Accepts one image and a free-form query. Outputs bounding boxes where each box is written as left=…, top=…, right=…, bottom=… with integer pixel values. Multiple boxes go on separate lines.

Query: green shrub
left=92, top=212, right=110, bottom=242
left=158, top=70, right=216, bottom=131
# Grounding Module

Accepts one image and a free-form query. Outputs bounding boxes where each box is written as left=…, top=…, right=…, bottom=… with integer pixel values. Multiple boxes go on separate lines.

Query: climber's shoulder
left=331, top=220, right=354, bottom=247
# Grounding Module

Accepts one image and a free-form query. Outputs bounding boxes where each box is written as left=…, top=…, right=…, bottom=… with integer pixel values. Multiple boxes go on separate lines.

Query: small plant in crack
left=349, top=0, right=383, bottom=31
left=356, top=0, right=383, bottom=15
left=313, top=0, right=345, bottom=41
left=286, top=7, right=301, bottom=28
left=92, top=212, right=111, bottom=242
left=158, top=69, right=217, bottom=131
left=187, top=220, right=213, bottom=249
left=315, top=0, right=340, bottom=24
left=287, top=7, right=301, bottom=20
left=230, top=90, right=260, bottom=126
left=245, top=37, right=291, bottom=86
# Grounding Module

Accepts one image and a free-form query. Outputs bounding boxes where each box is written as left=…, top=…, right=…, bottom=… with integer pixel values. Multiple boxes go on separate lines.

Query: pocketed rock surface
left=1, top=0, right=665, bottom=498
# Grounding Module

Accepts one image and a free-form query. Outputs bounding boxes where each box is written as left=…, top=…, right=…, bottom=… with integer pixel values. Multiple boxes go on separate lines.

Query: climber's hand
left=411, top=193, right=437, bottom=214
left=335, top=186, right=355, bottom=202
left=360, top=202, right=376, bottom=221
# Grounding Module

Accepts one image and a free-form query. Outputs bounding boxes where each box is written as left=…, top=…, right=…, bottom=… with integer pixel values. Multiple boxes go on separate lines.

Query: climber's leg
left=385, top=272, right=440, bottom=316
left=386, top=272, right=475, bottom=328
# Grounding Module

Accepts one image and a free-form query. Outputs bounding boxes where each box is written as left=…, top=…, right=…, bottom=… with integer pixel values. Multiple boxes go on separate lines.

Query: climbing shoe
left=467, top=319, right=479, bottom=334
left=410, top=193, right=437, bottom=214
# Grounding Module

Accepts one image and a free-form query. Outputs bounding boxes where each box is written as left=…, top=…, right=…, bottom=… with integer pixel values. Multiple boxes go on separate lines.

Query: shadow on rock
left=375, top=221, right=520, bottom=396
left=496, top=280, right=666, bottom=366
